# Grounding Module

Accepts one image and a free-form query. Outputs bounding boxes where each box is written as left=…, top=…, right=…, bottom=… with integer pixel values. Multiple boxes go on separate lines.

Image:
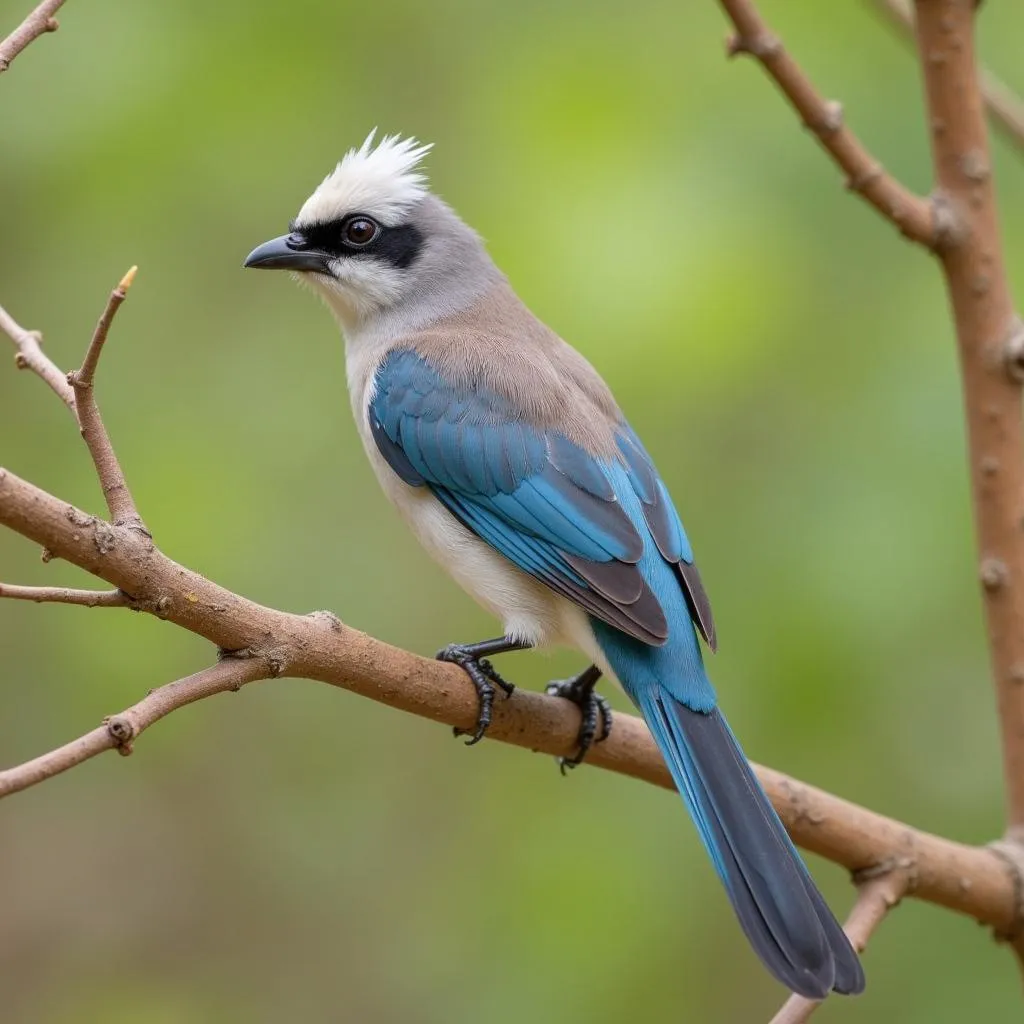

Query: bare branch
left=0, top=304, right=75, bottom=410
left=67, top=267, right=147, bottom=534
left=0, top=658, right=270, bottom=798
left=769, top=869, right=910, bottom=1022
left=0, top=582, right=127, bottom=606
left=73, top=266, right=135, bottom=390
left=872, top=0, right=1024, bottom=153
left=716, top=0, right=936, bottom=246
left=906, top=0, right=1024, bottom=840
left=4, top=5, right=1024, bottom=1007
left=0, top=464, right=1019, bottom=939
left=0, top=0, right=65, bottom=75
left=717, top=0, right=1024, bottom=963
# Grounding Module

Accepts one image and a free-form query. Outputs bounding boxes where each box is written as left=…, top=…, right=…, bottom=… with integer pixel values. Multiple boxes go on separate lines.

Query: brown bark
left=910, top=0, right=1024, bottom=837
left=0, top=0, right=64, bottom=74
left=0, top=466, right=1019, bottom=940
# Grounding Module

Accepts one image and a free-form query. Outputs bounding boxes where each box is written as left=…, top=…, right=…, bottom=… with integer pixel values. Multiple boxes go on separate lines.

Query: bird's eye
left=343, top=217, right=379, bottom=246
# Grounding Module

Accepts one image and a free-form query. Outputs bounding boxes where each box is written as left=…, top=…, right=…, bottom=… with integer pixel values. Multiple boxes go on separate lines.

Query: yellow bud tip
left=118, top=266, right=138, bottom=293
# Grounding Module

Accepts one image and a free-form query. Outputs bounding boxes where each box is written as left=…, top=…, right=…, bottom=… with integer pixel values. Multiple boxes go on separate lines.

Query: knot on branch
left=12, top=330, right=41, bottom=369
left=845, top=162, right=883, bottom=195
left=776, top=776, right=826, bottom=827
left=104, top=713, right=138, bottom=755
left=852, top=851, right=919, bottom=896
left=725, top=31, right=781, bottom=60
left=980, top=557, right=1009, bottom=591
left=217, top=644, right=287, bottom=680
left=218, top=646, right=258, bottom=663
left=1001, top=318, right=1024, bottom=383
left=63, top=502, right=117, bottom=554
left=960, top=149, right=991, bottom=184
left=929, top=191, right=967, bottom=252
left=987, top=838, right=1024, bottom=942
left=306, top=609, right=344, bottom=633
left=65, top=368, right=92, bottom=391
left=805, top=100, right=843, bottom=137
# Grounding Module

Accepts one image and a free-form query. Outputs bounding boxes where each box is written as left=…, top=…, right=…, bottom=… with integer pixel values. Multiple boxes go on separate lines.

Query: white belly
left=345, top=338, right=610, bottom=668
left=361, top=419, right=595, bottom=650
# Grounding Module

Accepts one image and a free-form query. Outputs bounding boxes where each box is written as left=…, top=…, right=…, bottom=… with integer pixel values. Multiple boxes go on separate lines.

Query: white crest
left=296, top=130, right=433, bottom=227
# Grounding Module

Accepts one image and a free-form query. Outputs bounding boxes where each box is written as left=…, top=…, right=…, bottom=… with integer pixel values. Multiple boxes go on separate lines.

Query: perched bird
left=244, top=132, right=865, bottom=999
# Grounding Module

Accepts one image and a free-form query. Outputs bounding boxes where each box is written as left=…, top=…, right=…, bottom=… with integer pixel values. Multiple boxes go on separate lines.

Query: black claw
left=545, top=665, right=611, bottom=771
left=437, top=643, right=517, bottom=744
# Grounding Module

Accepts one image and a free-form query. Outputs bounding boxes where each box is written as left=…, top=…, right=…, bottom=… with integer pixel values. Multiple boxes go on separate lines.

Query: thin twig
left=769, top=870, right=910, bottom=1022
left=716, top=0, right=935, bottom=247
left=0, top=658, right=269, bottom=797
left=0, top=582, right=127, bottom=606
left=73, top=266, right=135, bottom=389
left=0, top=0, right=65, bottom=74
left=0, top=304, right=75, bottom=410
left=0, top=464, right=1019, bottom=940
left=67, top=267, right=147, bottom=534
left=872, top=0, right=1024, bottom=153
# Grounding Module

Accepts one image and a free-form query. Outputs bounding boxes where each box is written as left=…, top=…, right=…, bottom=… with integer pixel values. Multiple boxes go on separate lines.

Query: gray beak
left=243, top=234, right=331, bottom=272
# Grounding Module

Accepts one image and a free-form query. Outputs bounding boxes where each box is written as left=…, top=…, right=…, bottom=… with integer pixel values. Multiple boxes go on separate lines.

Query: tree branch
left=717, top=0, right=936, bottom=247
left=5, top=3, right=1024, bottom=1007
left=67, top=267, right=147, bottom=533
left=0, top=658, right=270, bottom=797
left=0, top=582, right=127, bottom=606
left=872, top=0, right=1024, bottom=153
left=769, top=869, right=910, bottom=1022
left=0, top=463, right=1020, bottom=938
left=907, top=0, right=1024, bottom=840
left=0, top=0, right=64, bottom=75
left=716, top=0, right=1024, bottom=967
left=0, top=303, right=75, bottom=410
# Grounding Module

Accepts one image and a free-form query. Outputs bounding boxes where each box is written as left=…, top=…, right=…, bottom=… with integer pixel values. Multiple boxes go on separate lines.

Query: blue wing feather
left=368, top=349, right=715, bottom=648
left=618, top=424, right=714, bottom=648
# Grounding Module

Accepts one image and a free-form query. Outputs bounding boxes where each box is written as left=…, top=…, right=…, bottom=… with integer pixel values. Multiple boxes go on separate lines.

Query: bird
left=243, top=131, right=865, bottom=1000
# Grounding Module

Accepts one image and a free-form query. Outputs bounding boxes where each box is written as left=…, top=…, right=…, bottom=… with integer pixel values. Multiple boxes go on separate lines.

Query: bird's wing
left=615, top=424, right=717, bottom=650
left=369, top=348, right=715, bottom=650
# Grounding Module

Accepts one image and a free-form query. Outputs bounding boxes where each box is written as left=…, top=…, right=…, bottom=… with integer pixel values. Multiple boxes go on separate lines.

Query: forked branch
left=908, top=0, right=1024, bottom=839
left=0, top=463, right=1020, bottom=943
left=717, top=0, right=936, bottom=246
left=716, top=0, right=1024, bottom=982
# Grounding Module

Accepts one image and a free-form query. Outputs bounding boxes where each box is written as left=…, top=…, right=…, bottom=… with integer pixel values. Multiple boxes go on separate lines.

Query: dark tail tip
left=646, top=693, right=865, bottom=999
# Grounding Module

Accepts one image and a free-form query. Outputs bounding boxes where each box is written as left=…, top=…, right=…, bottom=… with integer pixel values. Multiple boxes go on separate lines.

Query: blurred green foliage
left=3, top=0, right=1024, bottom=1020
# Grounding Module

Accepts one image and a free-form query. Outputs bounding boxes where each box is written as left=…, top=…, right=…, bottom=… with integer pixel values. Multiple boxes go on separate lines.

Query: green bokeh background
left=2, top=1, right=1023, bottom=1020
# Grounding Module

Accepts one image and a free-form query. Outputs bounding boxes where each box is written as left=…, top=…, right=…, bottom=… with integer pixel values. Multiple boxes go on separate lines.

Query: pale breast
left=346, top=341, right=589, bottom=649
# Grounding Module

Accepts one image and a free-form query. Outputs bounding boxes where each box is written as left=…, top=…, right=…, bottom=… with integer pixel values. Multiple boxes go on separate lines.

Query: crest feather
left=296, top=130, right=433, bottom=227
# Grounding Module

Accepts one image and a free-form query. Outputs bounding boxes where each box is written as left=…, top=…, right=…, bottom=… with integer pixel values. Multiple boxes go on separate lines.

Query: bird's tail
left=634, top=685, right=865, bottom=999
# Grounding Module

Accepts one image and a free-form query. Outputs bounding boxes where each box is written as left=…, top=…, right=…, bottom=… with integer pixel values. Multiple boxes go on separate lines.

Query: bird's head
left=244, top=131, right=496, bottom=331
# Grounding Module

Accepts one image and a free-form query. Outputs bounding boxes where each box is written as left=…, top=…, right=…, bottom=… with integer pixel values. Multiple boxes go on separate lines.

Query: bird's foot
left=545, top=665, right=610, bottom=773
left=436, top=643, right=516, bottom=745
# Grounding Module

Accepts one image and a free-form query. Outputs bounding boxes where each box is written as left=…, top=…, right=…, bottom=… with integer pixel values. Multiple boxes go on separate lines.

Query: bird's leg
left=545, top=665, right=611, bottom=773
left=436, top=636, right=530, bottom=745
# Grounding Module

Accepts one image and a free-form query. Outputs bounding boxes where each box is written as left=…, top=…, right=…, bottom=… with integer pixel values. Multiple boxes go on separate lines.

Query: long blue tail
left=639, top=686, right=863, bottom=998
left=595, top=623, right=864, bottom=998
